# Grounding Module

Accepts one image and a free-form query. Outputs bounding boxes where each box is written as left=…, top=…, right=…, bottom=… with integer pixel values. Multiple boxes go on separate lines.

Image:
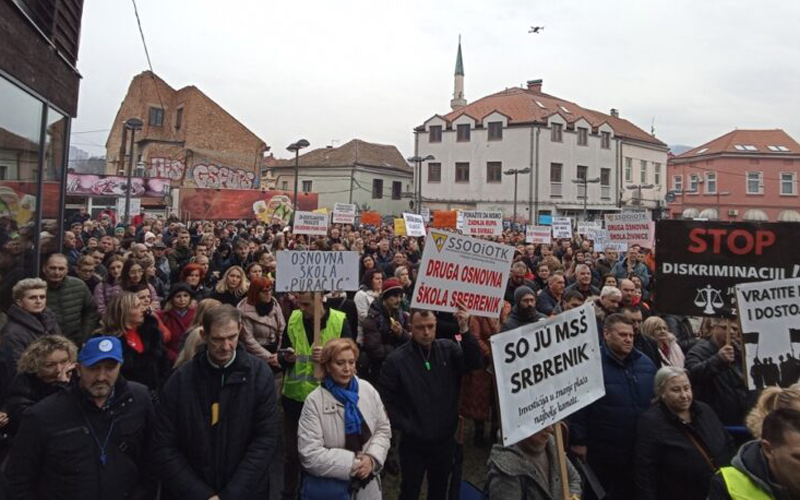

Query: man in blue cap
left=6, top=336, right=155, bottom=500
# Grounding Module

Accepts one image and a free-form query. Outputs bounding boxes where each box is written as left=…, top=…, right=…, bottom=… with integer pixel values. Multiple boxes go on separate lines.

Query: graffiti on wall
left=149, top=158, right=186, bottom=181
left=189, top=163, right=257, bottom=190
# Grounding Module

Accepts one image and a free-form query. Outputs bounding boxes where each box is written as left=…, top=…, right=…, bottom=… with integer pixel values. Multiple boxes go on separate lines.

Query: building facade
left=667, top=129, right=800, bottom=222
left=270, top=139, right=414, bottom=215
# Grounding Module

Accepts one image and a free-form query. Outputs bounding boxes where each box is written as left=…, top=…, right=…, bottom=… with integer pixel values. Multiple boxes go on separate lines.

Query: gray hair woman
left=634, top=366, right=735, bottom=500
left=641, top=316, right=685, bottom=367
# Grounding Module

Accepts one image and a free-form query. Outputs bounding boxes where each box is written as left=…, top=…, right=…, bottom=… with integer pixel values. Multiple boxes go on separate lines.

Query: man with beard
left=501, top=286, right=547, bottom=332
left=504, top=261, right=539, bottom=303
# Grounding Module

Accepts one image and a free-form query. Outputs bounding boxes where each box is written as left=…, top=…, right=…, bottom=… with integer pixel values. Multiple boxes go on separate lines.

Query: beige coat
left=298, top=378, right=392, bottom=500
left=237, top=299, right=285, bottom=362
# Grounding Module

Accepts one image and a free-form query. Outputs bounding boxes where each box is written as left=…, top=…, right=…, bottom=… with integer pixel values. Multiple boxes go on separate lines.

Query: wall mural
left=189, top=163, right=257, bottom=190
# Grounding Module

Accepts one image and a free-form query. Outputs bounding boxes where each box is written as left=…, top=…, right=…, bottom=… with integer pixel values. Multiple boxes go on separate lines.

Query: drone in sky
left=528, top=26, right=545, bottom=34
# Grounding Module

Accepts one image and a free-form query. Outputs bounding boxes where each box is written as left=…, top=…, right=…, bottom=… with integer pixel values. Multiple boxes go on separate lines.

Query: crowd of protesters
left=0, top=211, right=797, bottom=500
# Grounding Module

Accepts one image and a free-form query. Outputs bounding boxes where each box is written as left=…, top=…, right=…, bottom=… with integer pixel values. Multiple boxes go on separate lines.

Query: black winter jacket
left=6, top=377, right=155, bottom=500
left=361, top=299, right=410, bottom=374
left=150, top=346, right=280, bottom=500
left=500, top=304, right=547, bottom=332
left=46, top=276, right=98, bottom=344
left=635, top=401, right=735, bottom=500
left=536, top=287, right=560, bottom=316
left=5, top=372, right=65, bottom=435
left=119, top=314, right=172, bottom=395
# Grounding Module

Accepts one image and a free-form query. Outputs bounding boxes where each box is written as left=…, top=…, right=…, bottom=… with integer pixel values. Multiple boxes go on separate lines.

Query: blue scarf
left=323, top=376, right=363, bottom=435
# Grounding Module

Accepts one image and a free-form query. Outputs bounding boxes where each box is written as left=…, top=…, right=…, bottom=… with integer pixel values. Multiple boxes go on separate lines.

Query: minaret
left=450, top=36, right=467, bottom=110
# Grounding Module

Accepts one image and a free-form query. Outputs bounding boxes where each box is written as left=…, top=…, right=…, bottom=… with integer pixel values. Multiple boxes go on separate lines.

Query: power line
left=71, top=129, right=111, bottom=135
left=131, top=0, right=154, bottom=72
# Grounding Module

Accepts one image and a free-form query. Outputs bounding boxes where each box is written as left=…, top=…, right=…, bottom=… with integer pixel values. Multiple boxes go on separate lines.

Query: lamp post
left=504, top=167, right=531, bottom=229
left=287, top=139, right=310, bottom=231
left=406, top=155, right=435, bottom=214
left=123, top=118, right=143, bottom=225
left=572, top=176, right=601, bottom=220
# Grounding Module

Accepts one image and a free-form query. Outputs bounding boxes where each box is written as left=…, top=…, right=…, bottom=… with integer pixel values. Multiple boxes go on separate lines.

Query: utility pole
left=122, top=118, right=143, bottom=225
left=504, top=168, right=531, bottom=229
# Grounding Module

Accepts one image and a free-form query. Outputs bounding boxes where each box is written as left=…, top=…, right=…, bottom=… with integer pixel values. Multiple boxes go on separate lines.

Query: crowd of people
left=0, top=211, right=798, bottom=500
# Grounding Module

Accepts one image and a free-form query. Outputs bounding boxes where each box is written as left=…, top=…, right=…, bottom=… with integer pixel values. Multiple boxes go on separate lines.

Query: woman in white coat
left=298, top=338, right=391, bottom=500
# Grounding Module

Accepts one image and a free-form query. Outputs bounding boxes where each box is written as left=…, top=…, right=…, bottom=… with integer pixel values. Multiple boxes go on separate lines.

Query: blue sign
left=538, top=214, right=553, bottom=226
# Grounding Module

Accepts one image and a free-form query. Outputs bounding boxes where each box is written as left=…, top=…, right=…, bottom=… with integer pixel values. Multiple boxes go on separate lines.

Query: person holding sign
left=379, top=304, right=482, bottom=500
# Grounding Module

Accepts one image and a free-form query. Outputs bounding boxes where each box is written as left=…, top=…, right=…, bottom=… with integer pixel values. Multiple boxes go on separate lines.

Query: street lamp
left=123, top=118, right=143, bottom=225
left=572, top=177, right=600, bottom=220
left=287, top=139, right=310, bottom=230
left=407, top=155, right=435, bottom=214
left=503, top=168, right=531, bottom=228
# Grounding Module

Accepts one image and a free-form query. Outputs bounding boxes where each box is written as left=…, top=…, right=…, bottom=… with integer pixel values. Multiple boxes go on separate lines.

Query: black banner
left=655, top=220, right=800, bottom=317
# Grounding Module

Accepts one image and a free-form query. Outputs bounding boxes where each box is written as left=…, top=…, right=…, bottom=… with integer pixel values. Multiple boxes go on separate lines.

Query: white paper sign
left=604, top=212, right=655, bottom=248
left=552, top=217, right=573, bottom=239
left=403, top=213, right=426, bottom=237
left=293, top=211, right=329, bottom=236
left=735, top=278, right=800, bottom=389
left=116, top=197, right=141, bottom=217
left=275, top=251, right=360, bottom=292
left=526, top=225, right=552, bottom=245
left=411, top=230, right=514, bottom=318
left=577, top=221, right=601, bottom=235
left=332, top=203, right=356, bottom=224
left=456, top=211, right=464, bottom=231
left=420, top=207, right=431, bottom=222
left=462, top=211, right=503, bottom=237
left=490, top=304, right=605, bottom=446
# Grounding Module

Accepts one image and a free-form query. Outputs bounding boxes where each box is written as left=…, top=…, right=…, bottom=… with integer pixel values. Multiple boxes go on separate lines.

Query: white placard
left=411, top=230, right=514, bottom=318
left=332, top=203, right=357, bottom=224
left=116, top=197, right=141, bottom=218
left=420, top=207, right=431, bottom=222
left=456, top=211, right=464, bottom=231
left=490, top=303, right=605, bottom=446
left=275, top=251, right=360, bottom=292
left=604, top=212, right=654, bottom=248
left=526, top=225, right=552, bottom=245
left=577, top=221, right=601, bottom=235
left=293, top=211, right=329, bottom=236
left=735, top=278, right=800, bottom=389
left=462, top=211, right=503, bottom=237
left=552, top=217, right=573, bottom=239
left=403, top=213, right=426, bottom=237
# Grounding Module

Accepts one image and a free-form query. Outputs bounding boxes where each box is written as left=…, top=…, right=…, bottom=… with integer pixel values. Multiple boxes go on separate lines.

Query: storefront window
left=43, top=107, right=67, bottom=249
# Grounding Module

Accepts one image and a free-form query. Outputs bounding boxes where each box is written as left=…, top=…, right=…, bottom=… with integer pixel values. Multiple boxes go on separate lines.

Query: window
left=705, top=172, right=717, bottom=194
left=281, top=180, right=288, bottom=190
left=600, top=168, right=611, bottom=199
left=456, top=124, right=471, bottom=142
left=488, top=121, right=503, bottom=141
left=577, top=127, right=588, bottom=146
left=551, top=123, right=563, bottom=143
left=429, top=125, right=442, bottom=143
left=601, top=131, right=610, bottom=149
left=372, top=179, right=383, bottom=199
left=781, top=173, right=796, bottom=195
left=688, top=174, right=699, bottom=193
left=654, top=163, right=661, bottom=185
left=392, top=181, right=402, bottom=200
left=550, top=163, right=563, bottom=197
left=487, top=162, right=502, bottom=183
left=148, top=107, right=164, bottom=127
left=428, top=162, right=441, bottom=182
left=673, top=175, right=683, bottom=192
left=455, top=162, right=470, bottom=182
left=746, top=171, right=762, bottom=194
left=559, top=105, right=571, bottom=114
left=576, top=165, right=588, bottom=199
left=735, top=144, right=758, bottom=152
left=302, top=180, right=312, bottom=192
left=175, top=107, right=183, bottom=130
left=535, top=100, right=546, bottom=109
left=625, top=157, right=632, bottom=182
left=640, top=160, right=647, bottom=183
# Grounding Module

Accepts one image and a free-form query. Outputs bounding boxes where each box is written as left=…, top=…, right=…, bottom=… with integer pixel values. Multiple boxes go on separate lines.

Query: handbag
left=300, top=473, right=353, bottom=500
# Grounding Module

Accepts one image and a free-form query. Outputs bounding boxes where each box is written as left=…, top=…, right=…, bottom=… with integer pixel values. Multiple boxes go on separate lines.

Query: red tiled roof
left=434, top=87, right=665, bottom=146
left=274, top=139, right=411, bottom=172
left=676, top=129, right=800, bottom=159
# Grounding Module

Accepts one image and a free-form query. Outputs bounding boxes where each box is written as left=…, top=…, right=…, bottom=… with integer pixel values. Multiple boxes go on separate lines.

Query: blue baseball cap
left=78, top=336, right=124, bottom=366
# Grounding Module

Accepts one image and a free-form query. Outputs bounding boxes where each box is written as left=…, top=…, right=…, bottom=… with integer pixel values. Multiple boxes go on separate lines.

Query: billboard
left=66, top=173, right=169, bottom=198
left=179, top=188, right=318, bottom=221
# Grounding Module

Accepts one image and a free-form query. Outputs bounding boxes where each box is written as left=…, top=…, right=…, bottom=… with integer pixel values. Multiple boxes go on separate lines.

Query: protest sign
left=490, top=303, right=605, bottom=446
left=293, top=211, right=329, bottom=236
left=577, top=221, right=601, bottom=236
left=431, top=210, right=457, bottom=229
left=526, top=225, right=552, bottom=245
left=590, top=228, right=628, bottom=253
left=736, top=278, right=800, bottom=389
left=403, top=213, right=426, bottom=237
left=456, top=211, right=464, bottom=232
left=551, top=217, right=573, bottom=239
left=332, top=203, right=356, bottom=224
left=411, top=230, right=514, bottom=318
left=394, top=218, right=407, bottom=236
left=604, top=212, right=655, bottom=248
left=655, top=220, right=800, bottom=317
left=360, top=211, right=381, bottom=226
left=462, top=211, right=503, bottom=237
left=275, top=251, right=360, bottom=292
left=420, top=207, right=431, bottom=222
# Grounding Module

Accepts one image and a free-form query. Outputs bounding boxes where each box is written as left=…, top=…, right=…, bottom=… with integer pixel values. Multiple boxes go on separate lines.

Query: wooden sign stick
left=555, top=421, right=571, bottom=500
left=313, top=291, right=324, bottom=379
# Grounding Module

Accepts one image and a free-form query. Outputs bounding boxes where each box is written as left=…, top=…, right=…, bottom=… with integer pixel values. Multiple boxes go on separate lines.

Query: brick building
left=104, top=71, right=269, bottom=214
left=667, top=129, right=800, bottom=222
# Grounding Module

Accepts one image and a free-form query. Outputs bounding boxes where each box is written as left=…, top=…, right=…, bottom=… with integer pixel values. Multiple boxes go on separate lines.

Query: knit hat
left=381, top=278, right=404, bottom=298
left=167, top=282, right=194, bottom=302
left=143, top=231, right=156, bottom=247
left=514, top=285, right=536, bottom=305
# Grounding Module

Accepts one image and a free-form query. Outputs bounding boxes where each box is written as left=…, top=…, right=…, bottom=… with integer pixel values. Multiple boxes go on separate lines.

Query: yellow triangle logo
left=432, top=232, right=448, bottom=252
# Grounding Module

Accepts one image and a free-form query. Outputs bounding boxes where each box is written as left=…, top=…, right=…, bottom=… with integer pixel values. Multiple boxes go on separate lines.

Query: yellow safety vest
left=282, top=308, right=346, bottom=403
left=719, top=467, right=774, bottom=500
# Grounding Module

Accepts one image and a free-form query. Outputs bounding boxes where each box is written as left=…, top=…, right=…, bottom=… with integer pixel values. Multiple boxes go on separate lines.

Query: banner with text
left=293, top=211, right=329, bottom=236
left=403, top=213, right=426, bottom=237
left=605, top=212, right=654, bottom=248
left=736, top=278, right=800, bottom=389
left=577, top=221, right=601, bottom=235
left=462, top=211, right=503, bottom=237
left=360, top=211, right=381, bottom=227
left=490, top=303, right=605, bottom=446
left=552, top=217, right=573, bottom=239
left=526, top=225, right=552, bottom=245
left=275, top=251, right=360, bottom=292
left=394, top=218, right=407, bottom=236
left=411, top=230, right=514, bottom=318
left=332, top=203, right=356, bottom=224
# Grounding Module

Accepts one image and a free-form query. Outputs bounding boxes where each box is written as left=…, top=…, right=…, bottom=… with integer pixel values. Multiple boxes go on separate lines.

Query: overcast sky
left=70, top=0, right=800, bottom=160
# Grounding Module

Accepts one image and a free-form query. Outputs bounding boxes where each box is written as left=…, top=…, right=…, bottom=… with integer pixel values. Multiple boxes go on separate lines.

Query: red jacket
left=158, top=307, right=196, bottom=363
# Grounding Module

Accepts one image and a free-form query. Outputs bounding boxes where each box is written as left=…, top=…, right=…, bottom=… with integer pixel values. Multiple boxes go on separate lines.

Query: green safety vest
left=282, top=308, right=346, bottom=402
left=720, top=467, right=774, bottom=500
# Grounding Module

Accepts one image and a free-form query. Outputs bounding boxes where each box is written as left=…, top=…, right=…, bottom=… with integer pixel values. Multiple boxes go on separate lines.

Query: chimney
left=610, top=108, right=619, bottom=118
left=526, top=79, right=543, bottom=93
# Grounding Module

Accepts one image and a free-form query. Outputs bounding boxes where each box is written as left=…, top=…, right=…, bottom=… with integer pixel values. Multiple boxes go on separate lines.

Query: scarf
left=323, top=375, right=363, bottom=435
